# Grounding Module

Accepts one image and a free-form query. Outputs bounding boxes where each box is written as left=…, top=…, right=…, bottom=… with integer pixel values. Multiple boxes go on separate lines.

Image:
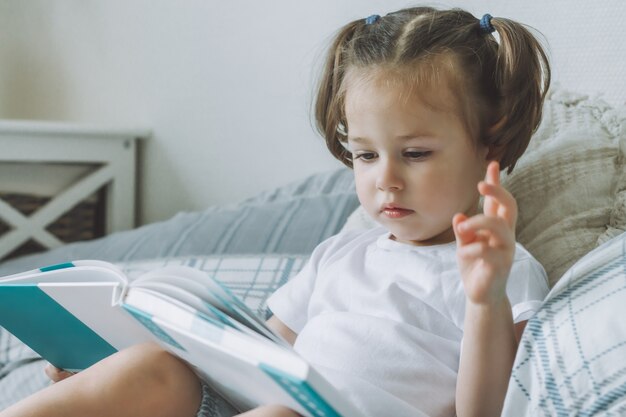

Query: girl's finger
left=44, top=363, right=61, bottom=382
left=482, top=161, right=501, bottom=217
left=456, top=214, right=513, bottom=246
left=478, top=182, right=517, bottom=228
left=453, top=213, right=475, bottom=245
left=44, top=363, right=75, bottom=383
left=485, top=161, right=501, bottom=186
left=457, top=240, right=489, bottom=259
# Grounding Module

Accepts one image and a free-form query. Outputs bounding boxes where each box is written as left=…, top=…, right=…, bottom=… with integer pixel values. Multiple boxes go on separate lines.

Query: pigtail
left=488, top=18, right=551, bottom=173
left=315, top=20, right=362, bottom=168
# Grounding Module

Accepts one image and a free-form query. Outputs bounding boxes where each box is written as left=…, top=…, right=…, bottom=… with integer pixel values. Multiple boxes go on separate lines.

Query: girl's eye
left=404, top=150, right=431, bottom=160
left=353, top=152, right=377, bottom=161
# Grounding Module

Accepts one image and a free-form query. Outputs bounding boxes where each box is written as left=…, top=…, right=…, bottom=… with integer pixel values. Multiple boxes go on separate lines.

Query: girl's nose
left=376, top=160, right=404, bottom=191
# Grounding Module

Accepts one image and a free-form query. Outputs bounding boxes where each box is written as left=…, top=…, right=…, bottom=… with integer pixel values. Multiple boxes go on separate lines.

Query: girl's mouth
left=381, top=207, right=414, bottom=218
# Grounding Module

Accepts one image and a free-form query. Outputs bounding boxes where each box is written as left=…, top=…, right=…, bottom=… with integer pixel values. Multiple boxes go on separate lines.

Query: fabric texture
left=342, top=87, right=626, bottom=288
left=501, top=87, right=626, bottom=287
left=268, top=227, right=549, bottom=417
left=0, top=332, right=48, bottom=411
left=196, top=381, right=239, bottom=417
left=501, top=231, right=626, bottom=416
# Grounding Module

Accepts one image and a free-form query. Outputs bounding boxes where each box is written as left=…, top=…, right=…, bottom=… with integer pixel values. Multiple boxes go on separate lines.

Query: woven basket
left=0, top=191, right=105, bottom=261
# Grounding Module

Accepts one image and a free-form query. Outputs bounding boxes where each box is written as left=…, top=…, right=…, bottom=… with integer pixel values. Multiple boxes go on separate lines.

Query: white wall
left=0, top=0, right=623, bottom=225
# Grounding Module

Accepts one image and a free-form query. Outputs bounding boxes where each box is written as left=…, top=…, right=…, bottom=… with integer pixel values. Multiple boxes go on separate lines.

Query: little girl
left=1, top=6, right=551, bottom=417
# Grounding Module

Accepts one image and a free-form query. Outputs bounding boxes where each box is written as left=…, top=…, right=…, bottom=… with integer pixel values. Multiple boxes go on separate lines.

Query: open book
left=0, top=260, right=361, bottom=417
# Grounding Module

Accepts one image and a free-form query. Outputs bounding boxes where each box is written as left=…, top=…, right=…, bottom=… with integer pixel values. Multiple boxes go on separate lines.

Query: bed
left=1, top=3, right=626, bottom=416
left=0, top=86, right=624, bottom=414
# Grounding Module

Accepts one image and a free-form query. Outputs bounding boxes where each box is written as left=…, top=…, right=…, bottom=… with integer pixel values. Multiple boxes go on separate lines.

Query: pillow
left=342, top=201, right=375, bottom=232
left=0, top=168, right=358, bottom=277
left=501, top=88, right=626, bottom=286
left=501, top=231, right=626, bottom=415
left=342, top=87, right=626, bottom=287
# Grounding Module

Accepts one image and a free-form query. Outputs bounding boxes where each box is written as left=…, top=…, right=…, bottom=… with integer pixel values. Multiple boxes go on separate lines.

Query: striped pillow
left=502, top=231, right=626, bottom=415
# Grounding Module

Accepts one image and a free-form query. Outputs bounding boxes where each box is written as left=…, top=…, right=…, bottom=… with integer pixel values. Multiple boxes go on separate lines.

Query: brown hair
left=314, top=7, right=551, bottom=173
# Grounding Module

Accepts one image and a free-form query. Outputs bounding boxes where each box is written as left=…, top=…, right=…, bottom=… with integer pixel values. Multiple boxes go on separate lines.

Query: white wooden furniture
left=0, top=120, right=150, bottom=260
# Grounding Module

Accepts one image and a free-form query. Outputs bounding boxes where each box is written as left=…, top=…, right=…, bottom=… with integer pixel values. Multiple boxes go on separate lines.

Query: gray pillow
left=0, top=168, right=357, bottom=276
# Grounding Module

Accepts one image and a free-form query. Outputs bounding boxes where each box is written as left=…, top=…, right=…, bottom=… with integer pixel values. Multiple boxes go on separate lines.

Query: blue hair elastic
left=479, top=13, right=495, bottom=34
left=365, top=14, right=380, bottom=25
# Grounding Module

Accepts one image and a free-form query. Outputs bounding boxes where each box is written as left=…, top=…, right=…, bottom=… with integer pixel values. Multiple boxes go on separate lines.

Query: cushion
left=0, top=168, right=357, bottom=277
left=501, top=231, right=626, bottom=415
left=502, top=87, right=626, bottom=286
left=342, top=87, right=626, bottom=287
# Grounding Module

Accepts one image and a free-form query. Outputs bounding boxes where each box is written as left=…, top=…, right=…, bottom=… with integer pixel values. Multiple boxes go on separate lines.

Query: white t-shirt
left=267, top=227, right=549, bottom=417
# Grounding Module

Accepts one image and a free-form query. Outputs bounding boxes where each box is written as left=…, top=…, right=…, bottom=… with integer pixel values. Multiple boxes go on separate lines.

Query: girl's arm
left=453, top=161, right=520, bottom=417
left=456, top=299, right=518, bottom=417
left=267, top=315, right=298, bottom=346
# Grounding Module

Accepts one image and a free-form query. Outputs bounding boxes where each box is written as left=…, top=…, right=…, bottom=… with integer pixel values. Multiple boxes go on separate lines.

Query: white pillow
left=341, top=87, right=626, bottom=287
left=502, top=231, right=626, bottom=415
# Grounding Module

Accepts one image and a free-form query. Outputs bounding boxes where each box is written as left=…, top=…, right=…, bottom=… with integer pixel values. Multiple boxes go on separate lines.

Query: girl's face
left=345, top=78, right=489, bottom=246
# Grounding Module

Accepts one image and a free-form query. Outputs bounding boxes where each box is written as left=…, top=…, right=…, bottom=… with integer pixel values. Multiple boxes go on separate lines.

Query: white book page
left=129, top=281, right=209, bottom=315
left=133, top=266, right=288, bottom=345
left=127, top=285, right=270, bottom=342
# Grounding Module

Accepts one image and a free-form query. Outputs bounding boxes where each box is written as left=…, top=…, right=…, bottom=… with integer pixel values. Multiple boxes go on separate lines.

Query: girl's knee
left=117, top=343, right=200, bottom=391
left=107, top=343, right=179, bottom=374
left=239, top=405, right=301, bottom=417
left=116, top=342, right=178, bottom=372
left=91, top=343, right=202, bottom=416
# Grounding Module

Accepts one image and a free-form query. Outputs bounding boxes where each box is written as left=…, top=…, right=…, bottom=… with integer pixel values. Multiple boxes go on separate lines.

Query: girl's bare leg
left=237, top=405, right=301, bottom=417
left=0, top=343, right=202, bottom=417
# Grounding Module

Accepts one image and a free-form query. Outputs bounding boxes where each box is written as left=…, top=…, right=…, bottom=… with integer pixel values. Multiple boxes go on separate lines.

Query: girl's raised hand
left=452, top=161, right=518, bottom=305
